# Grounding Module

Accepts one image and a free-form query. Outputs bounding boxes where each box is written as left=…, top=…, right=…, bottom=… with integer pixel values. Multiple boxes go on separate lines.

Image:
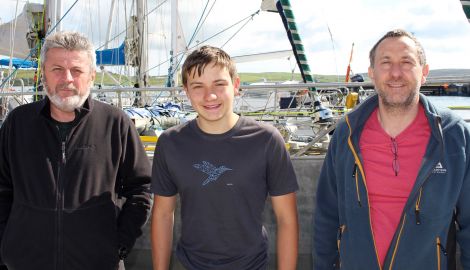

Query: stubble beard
left=377, top=86, right=419, bottom=113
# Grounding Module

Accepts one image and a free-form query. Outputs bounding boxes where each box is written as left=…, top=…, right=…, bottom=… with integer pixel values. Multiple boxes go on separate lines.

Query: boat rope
left=326, top=23, right=340, bottom=82
left=6, top=0, right=21, bottom=85
left=46, top=0, right=79, bottom=36
left=220, top=13, right=254, bottom=49
left=145, top=9, right=260, bottom=75
left=95, top=0, right=168, bottom=51
left=186, top=0, right=214, bottom=47
left=168, top=0, right=218, bottom=85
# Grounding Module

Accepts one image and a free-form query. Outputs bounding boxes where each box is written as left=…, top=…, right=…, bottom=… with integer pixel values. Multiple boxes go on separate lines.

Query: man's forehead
left=376, top=37, right=419, bottom=58
left=46, top=49, right=90, bottom=62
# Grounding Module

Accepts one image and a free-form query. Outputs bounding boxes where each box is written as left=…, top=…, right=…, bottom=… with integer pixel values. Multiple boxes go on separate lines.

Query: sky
left=1, top=0, right=470, bottom=77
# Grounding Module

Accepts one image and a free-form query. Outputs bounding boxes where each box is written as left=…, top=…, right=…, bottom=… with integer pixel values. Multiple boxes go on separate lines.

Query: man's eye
left=72, top=70, right=84, bottom=75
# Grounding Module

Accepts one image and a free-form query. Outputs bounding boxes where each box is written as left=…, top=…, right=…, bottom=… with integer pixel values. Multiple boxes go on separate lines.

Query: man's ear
left=421, top=64, right=430, bottom=84
left=368, top=66, right=374, bottom=82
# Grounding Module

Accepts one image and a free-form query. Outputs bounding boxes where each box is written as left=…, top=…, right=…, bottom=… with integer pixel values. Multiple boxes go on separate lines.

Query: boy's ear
left=233, top=77, right=241, bottom=96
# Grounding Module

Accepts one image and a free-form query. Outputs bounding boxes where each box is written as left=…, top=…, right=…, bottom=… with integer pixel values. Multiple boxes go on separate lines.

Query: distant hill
left=428, top=69, right=470, bottom=77
left=2, top=68, right=469, bottom=86
left=350, top=69, right=470, bottom=82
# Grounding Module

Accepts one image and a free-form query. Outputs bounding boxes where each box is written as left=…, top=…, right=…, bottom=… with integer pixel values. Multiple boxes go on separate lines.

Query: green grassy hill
left=1, top=69, right=344, bottom=86
left=2, top=68, right=469, bottom=87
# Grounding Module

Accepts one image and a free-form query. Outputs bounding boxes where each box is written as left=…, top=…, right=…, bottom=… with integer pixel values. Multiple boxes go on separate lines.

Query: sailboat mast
left=276, top=0, right=333, bottom=122
left=46, top=0, right=62, bottom=33
left=105, top=0, right=117, bottom=50
left=136, top=0, right=148, bottom=88
left=56, top=0, right=62, bottom=31
left=276, top=0, right=312, bottom=84
left=167, top=0, right=179, bottom=87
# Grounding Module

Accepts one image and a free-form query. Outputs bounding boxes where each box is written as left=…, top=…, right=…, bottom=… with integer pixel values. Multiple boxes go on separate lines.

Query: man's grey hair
left=369, top=29, right=426, bottom=68
left=40, top=31, right=96, bottom=71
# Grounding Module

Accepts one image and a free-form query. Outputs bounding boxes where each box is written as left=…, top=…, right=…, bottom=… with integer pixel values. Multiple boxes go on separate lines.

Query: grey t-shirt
left=151, top=116, right=298, bottom=269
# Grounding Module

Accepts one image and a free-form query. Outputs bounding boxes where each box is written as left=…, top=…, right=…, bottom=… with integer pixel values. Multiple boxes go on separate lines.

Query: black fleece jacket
left=0, top=97, right=152, bottom=270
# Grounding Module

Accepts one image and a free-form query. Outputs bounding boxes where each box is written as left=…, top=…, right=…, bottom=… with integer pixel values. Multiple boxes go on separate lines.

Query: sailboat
left=0, top=0, right=344, bottom=155
left=1, top=0, right=469, bottom=154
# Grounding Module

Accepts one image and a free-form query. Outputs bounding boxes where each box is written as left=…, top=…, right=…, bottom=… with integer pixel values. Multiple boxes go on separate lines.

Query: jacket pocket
left=63, top=200, right=119, bottom=270
left=0, top=203, right=56, bottom=269
left=334, top=224, right=346, bottom=269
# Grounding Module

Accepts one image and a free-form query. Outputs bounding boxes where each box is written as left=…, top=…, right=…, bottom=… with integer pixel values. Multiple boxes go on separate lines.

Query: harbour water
left=426, top=96, right=470, bottom=121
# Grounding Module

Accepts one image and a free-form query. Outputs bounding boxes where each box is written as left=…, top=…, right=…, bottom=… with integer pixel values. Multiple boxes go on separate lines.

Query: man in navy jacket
left=313, top=29, right=470, bottom=269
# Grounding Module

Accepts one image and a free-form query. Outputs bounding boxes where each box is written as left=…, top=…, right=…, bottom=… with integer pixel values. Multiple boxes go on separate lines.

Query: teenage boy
left=151, top=45, right=299, bottom=270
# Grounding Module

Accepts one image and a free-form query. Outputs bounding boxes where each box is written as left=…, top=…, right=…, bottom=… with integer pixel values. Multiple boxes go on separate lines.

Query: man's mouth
left=387, top=82, right=405, bottom=88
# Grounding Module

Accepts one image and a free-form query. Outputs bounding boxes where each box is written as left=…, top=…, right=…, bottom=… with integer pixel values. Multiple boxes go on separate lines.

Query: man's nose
left=390, top=63, right=403, bottom=78
left=62, top=70, right=74, bottom=82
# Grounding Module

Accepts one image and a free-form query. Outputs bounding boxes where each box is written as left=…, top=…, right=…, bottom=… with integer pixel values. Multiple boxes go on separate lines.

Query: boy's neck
left=196, top=113, right=240, bottom=134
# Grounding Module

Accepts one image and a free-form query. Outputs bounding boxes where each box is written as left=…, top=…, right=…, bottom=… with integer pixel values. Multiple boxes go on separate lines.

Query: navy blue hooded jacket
left=313, top=94, right=470, bottom=270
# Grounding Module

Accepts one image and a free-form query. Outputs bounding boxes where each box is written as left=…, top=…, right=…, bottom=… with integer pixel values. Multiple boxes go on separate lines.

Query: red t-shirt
left=359, top=105, right=430, bottom=266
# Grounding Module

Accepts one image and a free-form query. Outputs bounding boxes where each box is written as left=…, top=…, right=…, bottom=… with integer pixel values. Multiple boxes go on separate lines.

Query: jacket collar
left=39, top=95, right=93, bottom=121
left=346, top=93, right=443, bottom=140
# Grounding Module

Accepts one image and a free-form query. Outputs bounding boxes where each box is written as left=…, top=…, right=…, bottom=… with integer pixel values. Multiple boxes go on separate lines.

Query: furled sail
left=0, top=3, right=44, bottom=59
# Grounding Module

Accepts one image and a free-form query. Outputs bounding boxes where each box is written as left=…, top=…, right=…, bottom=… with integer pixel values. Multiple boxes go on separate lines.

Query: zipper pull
left=61, top=141, right=66, bottom=164
left=415, top=188, right=423, bottom=225
left=437, top=242, right=448, bottom=256
left=415, top=209, right=421, bottom=225
left=352, top=163, right=357, bottom=177
left=337, top=225, right=346, bottom=240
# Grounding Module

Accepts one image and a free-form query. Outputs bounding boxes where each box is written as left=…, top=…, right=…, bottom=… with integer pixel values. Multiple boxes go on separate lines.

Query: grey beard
left=45, top=85, right=89, bottom=112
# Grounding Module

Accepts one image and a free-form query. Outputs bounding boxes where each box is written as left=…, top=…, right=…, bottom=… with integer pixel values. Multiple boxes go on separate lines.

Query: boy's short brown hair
left=182, top=45, right=238, bottom=86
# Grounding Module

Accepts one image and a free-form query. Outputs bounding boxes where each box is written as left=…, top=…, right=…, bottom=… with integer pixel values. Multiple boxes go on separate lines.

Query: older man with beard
left=313, top=29, right=470, bottom=270
left=0, top=31, right=152, bottom=270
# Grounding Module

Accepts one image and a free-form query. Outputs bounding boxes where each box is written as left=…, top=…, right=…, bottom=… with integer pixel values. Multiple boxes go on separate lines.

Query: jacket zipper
left=388, top=114, right=445, bottom=268
left=345, top=116, right=382, bottom=270
left=436, top=237, right=447, bottom=270
left=387, top=215, right=407, bottom=270
left=415, top=187, right=423, bottom=225
left=56, top=140, right=66, bottom=270
left=334, top=225, right=346, bottom=269
left=345, top=108, right=444, bottom=269
left=352, top=164, right=362, bottom=207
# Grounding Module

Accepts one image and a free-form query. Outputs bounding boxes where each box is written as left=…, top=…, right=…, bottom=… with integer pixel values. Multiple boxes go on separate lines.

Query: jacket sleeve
left=0, top=117, right=13, bottom=265
left=313, top=130, right=340, bottom=270
left=116, top=119, right=152, bottom=253
left=456, top=124, right=470, bottom=269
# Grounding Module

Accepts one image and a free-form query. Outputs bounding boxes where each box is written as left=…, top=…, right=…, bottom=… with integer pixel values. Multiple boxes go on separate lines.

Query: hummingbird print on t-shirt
left=193, top=161, right=232, bottom=186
